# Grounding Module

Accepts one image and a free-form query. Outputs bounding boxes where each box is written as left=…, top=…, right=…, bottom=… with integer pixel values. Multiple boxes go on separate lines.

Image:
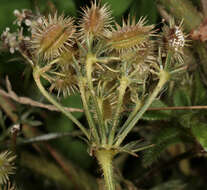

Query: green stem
left=79, top=77, right=100, bottom=143
left=114, top=100, right=141, bottom=143
left=109, top=77, right=128, bottom=145
left=115, top=70, right=170, bottom=146
left=96, top=150, right=115, bottom=190
left=86, top=53, right=106, bottom=144
left=33, top=66, right=89, bottom=139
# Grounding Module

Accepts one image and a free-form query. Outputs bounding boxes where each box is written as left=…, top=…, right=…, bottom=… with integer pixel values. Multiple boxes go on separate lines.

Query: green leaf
left=173, top=88, right=191, bottom=107
left=178, top=112, right=195, bottom=128
left=61, top=95, right=83, bottom=119
left=150, top=180, right=186, bottom=190
left=192, top=123, right=207, bottom=151
left=142, top=127, right=181, bottom=167
left=55, top=0, right=77, bottom=16
left=0, top=0, right=30, bottom=33
left=130, top=0, right=158, bottom=24
left=143, top=100, right=171, bottom=121
left=102, top=0, right=133, bottom=17
left=193, top=73, right=207, bottom=105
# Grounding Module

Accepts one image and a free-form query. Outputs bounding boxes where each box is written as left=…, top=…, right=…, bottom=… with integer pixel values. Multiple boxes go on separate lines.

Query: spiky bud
left=106, top=17, right=155, bottom=54
left=31, top=13, right=76, bottom=60
left=0, top=151, right=16, bottom=184
left=78, top=1, right=112, bottom=42
left=49, top=66, right=78, bottom=97
left=161, top=19, right=188, bottom=63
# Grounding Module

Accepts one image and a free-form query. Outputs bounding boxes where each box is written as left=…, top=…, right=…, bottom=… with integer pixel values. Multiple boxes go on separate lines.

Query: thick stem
left=33, top=66, right=89, bottom=139
left=96, top=150, right=115, bottom=190
left=115, top=70, right=170, bottom=146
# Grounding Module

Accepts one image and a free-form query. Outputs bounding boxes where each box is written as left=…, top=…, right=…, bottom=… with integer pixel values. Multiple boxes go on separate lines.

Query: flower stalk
left=96, top=149, right=115, bottom=190
left=115, top=70, right=170, bottom=146
left=33, top=66, right=90, bottom=139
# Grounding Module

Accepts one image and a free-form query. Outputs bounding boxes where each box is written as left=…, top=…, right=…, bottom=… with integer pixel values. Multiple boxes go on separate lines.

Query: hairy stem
left=86, top=53, right=106, bottom=144
left=96, top=149, right=115, bottom=190
left=79, top=77, right=100, bottom=143
left=33, top=66, right=89, bottom=139
left=115, top=70, right=170, bottom=146
left=114, top=100, right=142, bottom=143
left=109, top=77, right=128, bottom=145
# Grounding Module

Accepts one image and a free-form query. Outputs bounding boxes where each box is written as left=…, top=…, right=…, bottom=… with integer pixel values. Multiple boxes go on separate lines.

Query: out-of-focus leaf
left=130, top=0, right=158, bottom=24
left=143, top=100, right=172, bottom=121
left=142, top=127, right=181, bottom=167
left=192, top=123, right=207, bottom=151
left=20, top=152, right=73, bottom=188
left=173, top=88, right=191, bottom=107
left=0, top=0, right=30, bottom=32
left=150, top=180, right=186, bottom=190
left=178, top=112, right=195, bottom=128
left=61, top=95, right=83, bottom=119
left=102, top=0, right=133, bottom=17
left=21, top=131, right=81, bottom=144
left=55, top=0, right=76, bottom=16
left=193, top=73, right=207, bottom=105
left=24, top=120, right=42, bottom=127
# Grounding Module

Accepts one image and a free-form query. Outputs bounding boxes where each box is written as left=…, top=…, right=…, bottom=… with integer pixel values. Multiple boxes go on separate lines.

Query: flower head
left=31, top=13, right=76, bottom=60
left=78, top=1, right=112, bottom=42
left=161, top=19, right=189, bottom=63
left=0, top=151, right=16, bottom=184
left=106, top=17, right=155, bottom=54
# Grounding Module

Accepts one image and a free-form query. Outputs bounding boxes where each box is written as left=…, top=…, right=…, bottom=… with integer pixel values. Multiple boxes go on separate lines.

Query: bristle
left=106, top=16, right=155, bottom=54
left=78, top=1, right=113, bottom=42
left=31, top=13, right=76, bottom=61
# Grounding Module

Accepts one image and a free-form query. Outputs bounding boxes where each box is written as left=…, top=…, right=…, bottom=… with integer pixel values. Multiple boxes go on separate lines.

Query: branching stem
left=33, top=66, right=89, bottom=139
left=115, top=70, right=170, bottom=146
left=86, top=53, right=106, bottom=144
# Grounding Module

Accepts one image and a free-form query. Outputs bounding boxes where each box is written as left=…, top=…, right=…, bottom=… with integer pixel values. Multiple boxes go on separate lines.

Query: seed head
left=0, top=151, right=16, bottom=184
left=161, top=19, right=188, bottom=63
left=78, top=1, right=112, bottom=42
left=49, top=67, right=78, bottom=97
left=106, top=17, right=155, bottom=54
left=31, top=13, right=76, bottom=60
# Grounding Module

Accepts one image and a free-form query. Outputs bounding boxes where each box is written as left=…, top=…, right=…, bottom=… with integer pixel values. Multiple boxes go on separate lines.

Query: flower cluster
left=1, top=1, right=188, bottom=150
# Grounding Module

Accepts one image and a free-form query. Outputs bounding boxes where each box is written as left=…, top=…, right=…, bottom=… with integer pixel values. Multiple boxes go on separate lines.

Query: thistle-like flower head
left=0, top=151, right=16, bottom=184
left=106, top=17, right=155, bottom=54
left=78, top=1, right=112, bottom=42
left=31, top=13, right=76, bottom=60
left=162, top=19, right=188, bottom=63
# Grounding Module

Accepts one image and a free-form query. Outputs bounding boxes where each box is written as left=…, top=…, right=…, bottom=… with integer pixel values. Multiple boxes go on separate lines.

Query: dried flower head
left=161, top=19, right=188, bottom=63
left=31, top=13, right=76, bottom=60
left=1, top=181, right=17, bottom=190
left=79, top=1, right=112, bottom=42
left=49, top=67, right=78, bottom=97
left=0, top=151, right=16, bottom=184
left=106, top=17, right=155, bottom=53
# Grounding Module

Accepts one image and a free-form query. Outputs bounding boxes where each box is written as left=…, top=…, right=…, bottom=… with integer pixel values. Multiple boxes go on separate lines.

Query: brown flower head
left=106, top=17, right=155, bottom=54
left=0, top=151, right=16, bottom=184
left=162, top=19, right=188, bottom=63
left=78, top=1, right=112, bottom=42
left=31, top=13, right=76, bottom=60
left=49, top=66, right=78, bottom=97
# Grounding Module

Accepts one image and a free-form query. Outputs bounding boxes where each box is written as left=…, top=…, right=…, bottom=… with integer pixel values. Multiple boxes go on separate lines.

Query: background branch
left=0, top=77, right=83, bottom=113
